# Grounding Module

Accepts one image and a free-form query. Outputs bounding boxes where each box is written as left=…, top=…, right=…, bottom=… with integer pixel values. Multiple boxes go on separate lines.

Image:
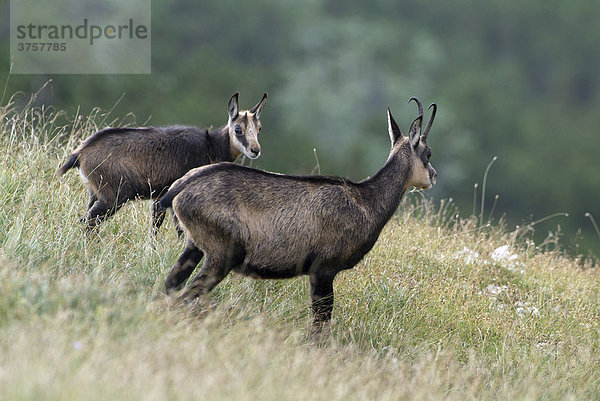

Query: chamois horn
left=422, top=103, right=437, bottom=140
left=408, top=97, right=424, bottom=117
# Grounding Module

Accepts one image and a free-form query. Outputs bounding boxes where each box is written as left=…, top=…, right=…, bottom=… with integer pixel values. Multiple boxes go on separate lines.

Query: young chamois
left=57, top=92, right=267, bottom=235
left=160, top=98, right=437, bottom=332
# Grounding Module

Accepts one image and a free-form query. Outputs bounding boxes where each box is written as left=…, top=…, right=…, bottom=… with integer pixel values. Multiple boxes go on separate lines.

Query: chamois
left=57, top=92, right=267, bottom=235
left=160, top=98, right=437, bottom=331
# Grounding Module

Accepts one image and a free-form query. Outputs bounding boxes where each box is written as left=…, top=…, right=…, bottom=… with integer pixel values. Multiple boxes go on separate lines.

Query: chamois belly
left=233, top=252, right=321, bottom=279
left=232, top=263, right=303, bottom=279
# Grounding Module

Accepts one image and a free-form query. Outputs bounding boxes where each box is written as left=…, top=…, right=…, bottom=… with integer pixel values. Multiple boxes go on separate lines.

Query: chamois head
left=227, top=92, right=267, bottom=159
left=387, top=97, right=437, bottom=189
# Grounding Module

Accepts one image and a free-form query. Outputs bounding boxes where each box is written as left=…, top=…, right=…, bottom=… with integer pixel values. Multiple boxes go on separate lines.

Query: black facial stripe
left=237, top=132, right=248, bottom=148
left=420, top=149, right=431, bottom=166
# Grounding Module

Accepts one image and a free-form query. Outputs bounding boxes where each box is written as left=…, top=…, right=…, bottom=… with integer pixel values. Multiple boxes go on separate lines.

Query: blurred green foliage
left=1, top=0, right=599, bottom=256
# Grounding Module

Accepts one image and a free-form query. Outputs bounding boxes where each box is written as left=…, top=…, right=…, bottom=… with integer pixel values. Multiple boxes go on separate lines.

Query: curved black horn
left=408, top=97, right=424, bottom=117
left=422, top=103, right=437, bottom=140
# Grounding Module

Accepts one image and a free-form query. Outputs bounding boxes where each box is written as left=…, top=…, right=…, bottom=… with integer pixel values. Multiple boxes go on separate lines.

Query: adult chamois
left=160, top=98, right=437, bottom=332
left=57, top=92, right=267, bottom=236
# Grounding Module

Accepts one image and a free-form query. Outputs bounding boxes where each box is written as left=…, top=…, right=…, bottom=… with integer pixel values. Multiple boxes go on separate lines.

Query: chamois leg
left=181, top=254, right=232, bottom=303
left=171, top=209, right=185, bottom=238
left=151, top=199, right=166, bottom=238
left=80, top=190, right=98, bottom=223
left=309, top=272, right=336, bottom=333
left=84, top=198, right=122, bottom=232
left=165, top=239, right=204, bottom=294
left=87, top=189, right=98, bottom=210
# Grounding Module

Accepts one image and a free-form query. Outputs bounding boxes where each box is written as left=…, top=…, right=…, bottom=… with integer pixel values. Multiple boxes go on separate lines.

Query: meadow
left=1, top=95, right=599, bottom=400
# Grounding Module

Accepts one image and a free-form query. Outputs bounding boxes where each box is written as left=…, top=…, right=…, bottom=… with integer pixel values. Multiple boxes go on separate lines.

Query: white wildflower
left=535, top=341, right=550, bottom=349
left=479, top=284, right=507, bottom=296
left=491, top=245, right=525, bottom=273
left=454, top=247, right=481, bottom=264
left=491, top=245, right=517, bottom=263
left=515, top=301, right=539, bottom=317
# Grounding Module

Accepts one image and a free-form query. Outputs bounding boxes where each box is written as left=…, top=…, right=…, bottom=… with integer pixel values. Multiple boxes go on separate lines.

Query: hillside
left=1, top=101, right=599, bottom=400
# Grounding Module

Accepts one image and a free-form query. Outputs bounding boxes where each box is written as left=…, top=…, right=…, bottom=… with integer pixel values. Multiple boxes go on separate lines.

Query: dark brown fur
left=58, top=93, right=267, bottom=234
left=161, top=99, right=438, bottom=332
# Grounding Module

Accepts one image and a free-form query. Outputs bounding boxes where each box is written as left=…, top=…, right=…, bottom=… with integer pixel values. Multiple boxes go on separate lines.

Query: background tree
left=1, top=0, right=599, bottom=255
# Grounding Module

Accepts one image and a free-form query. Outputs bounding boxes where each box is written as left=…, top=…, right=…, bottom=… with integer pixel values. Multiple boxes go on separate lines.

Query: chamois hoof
left=178, top=293, right=210, bottom=318
left=309, top=322, right=332, bottom=344
left=164, top=279, right=186, bottom=296
left=181, top=292, right=198, bottom=305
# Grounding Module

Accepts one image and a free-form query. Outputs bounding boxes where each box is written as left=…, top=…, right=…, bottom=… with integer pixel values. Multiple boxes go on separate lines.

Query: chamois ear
left=228, top=92, right=239, bottom=120
left=408, top=115, right=423, bottom=148
left=386, top=107, right=403, bottom=145
left=250, top=92, right=267, bottom=118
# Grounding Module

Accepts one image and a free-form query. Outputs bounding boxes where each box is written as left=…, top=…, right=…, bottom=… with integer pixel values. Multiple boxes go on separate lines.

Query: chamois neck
left=207, top=125, right=238, bottom=162
left=360, top=147, right=412, bottom=224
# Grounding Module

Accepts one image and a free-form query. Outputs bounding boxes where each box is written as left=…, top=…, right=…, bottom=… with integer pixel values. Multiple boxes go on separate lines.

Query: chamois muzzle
left=248, top=146, right=261, bottom=159
left=429, top=165, right=437, bottom=187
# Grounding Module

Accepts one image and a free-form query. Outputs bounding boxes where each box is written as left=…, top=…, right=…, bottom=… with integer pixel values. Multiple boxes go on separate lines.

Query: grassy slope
left=1, top=101, right=599, bottom=400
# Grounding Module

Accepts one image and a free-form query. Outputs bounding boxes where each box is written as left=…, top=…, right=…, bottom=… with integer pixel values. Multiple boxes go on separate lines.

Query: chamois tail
left=159, top=179, right=188, bottom=210
left=56, top=153, right=79, bottom=177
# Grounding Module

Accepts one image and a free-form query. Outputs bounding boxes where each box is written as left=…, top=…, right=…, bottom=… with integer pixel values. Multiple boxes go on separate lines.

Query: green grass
left=1, top=97, right=600, bottom=400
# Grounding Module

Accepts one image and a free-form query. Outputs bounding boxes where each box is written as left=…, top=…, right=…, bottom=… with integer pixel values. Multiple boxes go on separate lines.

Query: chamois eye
left=422, top=152, right=431, bottom=167
left=234, top=126, right=243, bottom=136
